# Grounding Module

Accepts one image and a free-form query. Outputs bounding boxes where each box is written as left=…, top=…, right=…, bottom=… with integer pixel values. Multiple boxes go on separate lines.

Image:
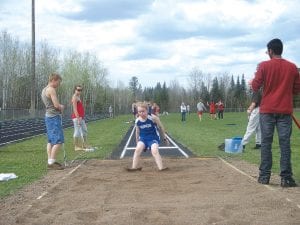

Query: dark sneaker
left=126, top=167, right=142, bottom=172
left=258, top=176, right=270, bottom=185
left=218, top=143, right=225, bottom=151
left=253, top=144, right=261, bottom=149
left=281, top=177, right=297, bottom=187
left=48, top=162, right=64, bottom=170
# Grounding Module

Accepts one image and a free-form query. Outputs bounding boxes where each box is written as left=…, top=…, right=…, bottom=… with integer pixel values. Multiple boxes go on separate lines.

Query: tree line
left=1, top=30, right=299, bottom=118
left=128, top=70, right=251, bottom=113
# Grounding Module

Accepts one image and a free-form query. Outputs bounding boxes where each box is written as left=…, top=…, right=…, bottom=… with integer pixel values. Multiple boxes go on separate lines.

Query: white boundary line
left=165, top=134, right=189, bottom=158
left=218, top=156, right=300, bottom=210
left=126, top=146, right=179, bottom=150
left=36, top=163, right=84, bottom=200
left=120, top=125, right=189, bottom=159
left=120, top=125, right=136, bottom=159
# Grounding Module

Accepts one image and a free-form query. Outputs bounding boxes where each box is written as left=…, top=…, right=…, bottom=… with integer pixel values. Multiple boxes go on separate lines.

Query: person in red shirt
left=207, top=101, right=216, bottom=120
left=151, top=102, right=160, bottom=116
left=216, top=100, right=225, bottom=119
left=252, top=38, right=300, bottom=187
left=71, top=85, right=88, bottom=151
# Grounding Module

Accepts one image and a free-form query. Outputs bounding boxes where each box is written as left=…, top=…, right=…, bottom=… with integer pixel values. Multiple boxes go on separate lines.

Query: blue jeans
left=181, top=112, right=186, bottom=122
left=259, top=113, right=293, bottom=179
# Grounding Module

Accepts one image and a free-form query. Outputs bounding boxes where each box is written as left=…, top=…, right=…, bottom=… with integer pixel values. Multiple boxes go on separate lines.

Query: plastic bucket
left=225, top=137, right=243, bottom=153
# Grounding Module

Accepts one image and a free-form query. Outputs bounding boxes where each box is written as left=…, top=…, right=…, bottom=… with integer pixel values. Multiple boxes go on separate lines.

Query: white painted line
left=125, top=146, right=179, bottom=150
left=218, top=157, right=300, bottom=209
left=218, top=157, right=256, bottom=181
left=36, top=162, right=84, bottom=200
left=37, top=191, right=47, bottom=200
left=218, top=157, right=275, bottom=191
left=166, top=134, right=189, bottom=158
left=120, top=126, right=189, bottom=158
left=120, top=125, right=136, bottom=159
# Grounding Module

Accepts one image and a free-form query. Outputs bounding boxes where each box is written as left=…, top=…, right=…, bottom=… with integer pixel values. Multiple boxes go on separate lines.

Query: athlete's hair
left=48, top=73, right=62, bottom=82
left=136, top=101, right=148, bottom=109
left=267, top=38, right=283, bottom=55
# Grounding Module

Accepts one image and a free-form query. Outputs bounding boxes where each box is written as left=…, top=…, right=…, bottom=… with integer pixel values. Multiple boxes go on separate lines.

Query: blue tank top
left=136, top=115, right=159, bottom=141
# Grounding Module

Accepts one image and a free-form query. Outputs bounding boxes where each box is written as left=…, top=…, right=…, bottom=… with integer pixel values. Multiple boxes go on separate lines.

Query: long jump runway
left=110, top=125, right=194, bottom=159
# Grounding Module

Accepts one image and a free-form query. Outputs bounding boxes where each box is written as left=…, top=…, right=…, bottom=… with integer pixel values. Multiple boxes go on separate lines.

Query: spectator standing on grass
left=187, top=104, right=190, bottom=115
left=132, top=101, right=138, bottom=119
left=216, top=100, right=225, bottom=119
left=241, top=80, right=262, bottom=151
left=41, top=73, right=64, bottom=170
left=252, top=38, right=300, bottom=187
left=151, top=102, right=160, bottom=116
left=109, top=105, right=113, bottom=118
left=207, top=101, right=216, bottom=120
left=180, top=102, right=187, bottom=122
left=127, top=102, right=169, bottom=171
left=71, top=85, right=89, bottom=151
left=196, top=99, right=207, bottom=121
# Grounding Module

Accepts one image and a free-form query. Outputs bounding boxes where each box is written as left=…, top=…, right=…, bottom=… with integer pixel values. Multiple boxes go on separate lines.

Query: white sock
left=48, top=159, right=55, bottom=165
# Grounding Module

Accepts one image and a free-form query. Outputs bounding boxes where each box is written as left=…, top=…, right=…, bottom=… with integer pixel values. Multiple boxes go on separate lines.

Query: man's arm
left=293, top=71, right=300, bottom=95
left=48, top=87, right=63, bottom=112
left=252, top=63, right=264, bottom=92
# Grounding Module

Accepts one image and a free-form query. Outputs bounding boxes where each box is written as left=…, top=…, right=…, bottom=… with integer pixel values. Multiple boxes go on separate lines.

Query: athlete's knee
left=135, top=142, right=144, bottom=153
left=151, top=146, right=159, bottom=155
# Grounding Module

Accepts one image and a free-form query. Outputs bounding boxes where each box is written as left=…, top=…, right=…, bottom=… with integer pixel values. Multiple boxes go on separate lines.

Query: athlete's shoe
left=75, top=146, right=84, bottom=151
left=258, top=176, right=270, bottom=185
left=281, top=177, right=297, bottom=187
left=253, top=144, right=261, bottom=149
left=48, top=162, right=64, bottom=170
left=126, top=167, right=142, bottom=172
left=159, top=167, right=169, bottom=172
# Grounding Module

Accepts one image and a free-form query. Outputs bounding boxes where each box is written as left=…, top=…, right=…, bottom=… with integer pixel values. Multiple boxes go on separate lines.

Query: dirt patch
left=1, top=158, right=300, bottom=225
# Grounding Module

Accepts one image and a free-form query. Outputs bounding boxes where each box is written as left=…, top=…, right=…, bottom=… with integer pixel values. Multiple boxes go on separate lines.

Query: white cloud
left=0, top=0, right=299, bottom=88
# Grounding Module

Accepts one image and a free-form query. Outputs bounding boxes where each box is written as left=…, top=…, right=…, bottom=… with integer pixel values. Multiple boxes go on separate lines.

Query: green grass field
left=0, top=112, right=299, bottom=198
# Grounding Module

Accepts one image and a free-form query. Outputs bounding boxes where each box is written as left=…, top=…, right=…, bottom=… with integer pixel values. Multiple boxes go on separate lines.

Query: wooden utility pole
left=30, top=0, right=36, bottom=116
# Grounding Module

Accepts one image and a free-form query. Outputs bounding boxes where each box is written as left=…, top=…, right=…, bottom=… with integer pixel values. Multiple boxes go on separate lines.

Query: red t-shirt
left=217, top=103, right=224, bottom=111
left=71, top=99, right=85, bottom=119
left=252, top=58, right=300, bottom=114
left=209, top=102, right=216, bottom=114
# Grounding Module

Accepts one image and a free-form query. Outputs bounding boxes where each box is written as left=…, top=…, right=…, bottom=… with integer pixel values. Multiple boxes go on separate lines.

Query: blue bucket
left=225, top=137, right=243, bottom=153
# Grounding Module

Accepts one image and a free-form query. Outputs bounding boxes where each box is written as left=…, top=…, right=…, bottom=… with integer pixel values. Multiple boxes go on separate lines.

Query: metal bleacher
left=0, top=114, right=107, bottom=146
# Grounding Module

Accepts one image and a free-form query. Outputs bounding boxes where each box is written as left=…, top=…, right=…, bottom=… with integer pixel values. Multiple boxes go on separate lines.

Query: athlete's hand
left=164, top=138, right=170, bottom=146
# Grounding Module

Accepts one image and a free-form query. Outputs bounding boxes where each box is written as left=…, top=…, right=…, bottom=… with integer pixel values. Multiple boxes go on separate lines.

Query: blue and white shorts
left=139, top=138, right=160, bottom=150
left=45, top=115, right=64, bottom=145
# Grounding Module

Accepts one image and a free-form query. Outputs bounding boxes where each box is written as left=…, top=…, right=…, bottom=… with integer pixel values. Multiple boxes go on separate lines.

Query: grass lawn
left=160, top=111, right=300, bottom=182
left=0, top=112, right=299, bottom=198
left=0, top=115, right=132, bottom=198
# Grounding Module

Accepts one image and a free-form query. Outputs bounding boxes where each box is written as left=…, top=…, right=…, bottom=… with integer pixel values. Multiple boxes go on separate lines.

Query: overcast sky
left=1, top=0, right=299, bottom=87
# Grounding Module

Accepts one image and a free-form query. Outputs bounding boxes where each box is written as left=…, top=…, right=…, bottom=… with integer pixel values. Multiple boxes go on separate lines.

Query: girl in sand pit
left=127, top=102, right=169, bottom=171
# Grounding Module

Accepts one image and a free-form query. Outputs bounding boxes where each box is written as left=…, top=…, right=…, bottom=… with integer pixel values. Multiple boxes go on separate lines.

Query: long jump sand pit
left=1, top=157, right=300, bottom=225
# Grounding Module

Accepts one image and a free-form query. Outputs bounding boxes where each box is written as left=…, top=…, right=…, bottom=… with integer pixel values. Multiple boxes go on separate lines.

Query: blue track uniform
left=136, top=115, right=160, bottom=150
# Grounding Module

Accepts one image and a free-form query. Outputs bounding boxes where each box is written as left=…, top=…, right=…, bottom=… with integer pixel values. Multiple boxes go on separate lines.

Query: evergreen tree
left=160, top=82, right=169, bottom=112
left=210, top=77, right=221, bottom=101
left=129, top=76, right=141, bottom=101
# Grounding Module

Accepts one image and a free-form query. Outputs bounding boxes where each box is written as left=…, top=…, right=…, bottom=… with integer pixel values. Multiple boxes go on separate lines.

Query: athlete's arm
left=135, top=125, right=140, bottom=144
left=152, top=115, right=168, bottom=142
